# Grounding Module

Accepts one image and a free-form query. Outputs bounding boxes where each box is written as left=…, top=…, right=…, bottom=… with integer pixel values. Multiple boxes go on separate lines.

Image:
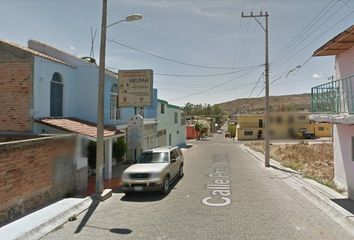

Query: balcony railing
left=311, top=74, right=354, bottom=114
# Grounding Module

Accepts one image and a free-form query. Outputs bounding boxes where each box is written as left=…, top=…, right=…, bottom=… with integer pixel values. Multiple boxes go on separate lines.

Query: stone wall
left=0, top=135, right=79, bottom=226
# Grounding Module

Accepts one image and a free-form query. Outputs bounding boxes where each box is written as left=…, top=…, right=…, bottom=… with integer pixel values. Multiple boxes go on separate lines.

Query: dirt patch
left=244, top=141, right=338, bottom=190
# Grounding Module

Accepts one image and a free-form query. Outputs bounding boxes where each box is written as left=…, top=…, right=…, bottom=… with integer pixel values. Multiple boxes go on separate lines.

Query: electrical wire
left=270, top=0, right=337, bottom=66
left=273, top=7, right=354, bottom=70
left=167, top=67, right=262, bottom=101
left=106, top=65, right=263, bottom=78
left=271, top=0, right=352, bottom=69
left=107, top=38, right=262, bottom=70
left=249, top=72, right=264, bottom=97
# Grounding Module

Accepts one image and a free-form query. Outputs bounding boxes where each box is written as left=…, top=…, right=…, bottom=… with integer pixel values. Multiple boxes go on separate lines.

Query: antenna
left=89, top=26, right=97, bottom=59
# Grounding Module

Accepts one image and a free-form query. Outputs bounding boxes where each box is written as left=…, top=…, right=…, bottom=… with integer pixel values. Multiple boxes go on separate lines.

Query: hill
left=216, top=93, right=311, bottom=115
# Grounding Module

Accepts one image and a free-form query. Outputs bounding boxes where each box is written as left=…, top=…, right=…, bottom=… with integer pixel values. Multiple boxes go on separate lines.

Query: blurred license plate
left=133, top=186, right=143, bottom=191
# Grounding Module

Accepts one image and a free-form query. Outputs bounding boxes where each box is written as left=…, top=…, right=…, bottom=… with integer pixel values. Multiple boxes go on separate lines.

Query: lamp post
left=96, top=0, right=142, bottom=193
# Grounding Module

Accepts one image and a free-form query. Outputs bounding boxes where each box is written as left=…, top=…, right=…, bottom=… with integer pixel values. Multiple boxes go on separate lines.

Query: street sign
left=118, top=69, right=153, bottom=107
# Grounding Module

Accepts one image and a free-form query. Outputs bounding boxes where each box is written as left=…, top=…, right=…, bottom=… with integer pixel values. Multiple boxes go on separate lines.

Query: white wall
left=333, top=124, right=354, bottom=199
left=157, top=101, right=186, bottom=147
left=336, top=46, right=354, bottom=79
left=33, top=57, right=77, bottom=118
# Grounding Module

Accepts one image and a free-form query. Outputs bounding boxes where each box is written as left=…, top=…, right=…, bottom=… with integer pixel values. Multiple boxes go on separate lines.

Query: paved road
left=42, top=134, right=353, bottom=240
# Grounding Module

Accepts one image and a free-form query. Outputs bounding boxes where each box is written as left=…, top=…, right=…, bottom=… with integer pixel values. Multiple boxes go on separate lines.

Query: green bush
left=113, top=138, right=127, bottom=162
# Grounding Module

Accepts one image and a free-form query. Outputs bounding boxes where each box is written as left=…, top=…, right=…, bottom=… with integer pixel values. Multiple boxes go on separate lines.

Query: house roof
left=158, top=99, right=183, bottom=110
left=313, top=25, right=354, bottom=56
left=0, top=39, right=76, bottom=67
left=37, top=117, right=125, bottom=139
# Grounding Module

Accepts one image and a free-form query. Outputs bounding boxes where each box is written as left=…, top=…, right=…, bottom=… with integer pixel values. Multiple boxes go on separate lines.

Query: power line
left=271, top=0, right=352, bottom=69
left=256, top=56, right=312, bottom=96
left=249, top=72, right=264, bottom=97
left=168, top=67, right=262, bottom=101
left=106, top=65, right=263, bottom=78
left=270, top=0, right=337, bottom=66
left=107, top=38, right=262, bottom=70
left=273, top=7, right=354, bottom=70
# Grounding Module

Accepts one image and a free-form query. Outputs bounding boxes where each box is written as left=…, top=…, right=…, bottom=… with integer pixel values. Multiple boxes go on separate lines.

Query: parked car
left=299, top=129, right=316, bottom=139
left=225, top=132, right=230, bottom=138
left=216, top=129, right=223, bottom=134
left=121, top=146, right=184, bottom=195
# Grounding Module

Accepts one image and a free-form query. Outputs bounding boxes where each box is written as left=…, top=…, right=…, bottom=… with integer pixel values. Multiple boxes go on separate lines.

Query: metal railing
left=311, top=74, right=354, bottom=114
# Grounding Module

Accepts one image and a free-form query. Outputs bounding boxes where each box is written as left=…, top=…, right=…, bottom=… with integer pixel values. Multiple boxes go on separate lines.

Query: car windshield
left=137, top=152, right=169, bottom=163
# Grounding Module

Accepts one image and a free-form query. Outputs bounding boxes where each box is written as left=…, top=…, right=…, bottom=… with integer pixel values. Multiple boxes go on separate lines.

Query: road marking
left=202, top=154, right=232, bottom=207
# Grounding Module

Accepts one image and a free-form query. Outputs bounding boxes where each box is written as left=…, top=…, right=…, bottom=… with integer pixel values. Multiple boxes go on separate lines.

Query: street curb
left=241, top=144, right=354, bottom=237
left=0, top=196, right=93, bottom=240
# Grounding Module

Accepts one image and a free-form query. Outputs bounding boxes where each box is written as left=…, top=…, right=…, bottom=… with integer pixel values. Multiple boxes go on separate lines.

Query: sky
left=1, top=0, right=353, bottom=106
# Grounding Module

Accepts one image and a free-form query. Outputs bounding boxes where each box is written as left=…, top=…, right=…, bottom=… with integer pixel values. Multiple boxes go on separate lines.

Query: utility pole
left=242, top=11, right=270, bottom=167
left=96, top=0, right=108, bottom=193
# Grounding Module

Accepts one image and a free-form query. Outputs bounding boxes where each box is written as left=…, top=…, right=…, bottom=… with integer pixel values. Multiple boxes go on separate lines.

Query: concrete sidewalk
left=0, top=197, right=93, bottom=240
left=242, top=144, right=354, bottom=237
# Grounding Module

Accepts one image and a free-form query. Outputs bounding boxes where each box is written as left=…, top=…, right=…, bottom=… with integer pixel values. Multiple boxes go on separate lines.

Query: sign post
left=119, top=69, right=153, bottom=161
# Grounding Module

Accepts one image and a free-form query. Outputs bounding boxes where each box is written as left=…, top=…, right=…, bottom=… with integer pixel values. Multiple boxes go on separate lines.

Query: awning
left=313, top=25, right=354, bottom=56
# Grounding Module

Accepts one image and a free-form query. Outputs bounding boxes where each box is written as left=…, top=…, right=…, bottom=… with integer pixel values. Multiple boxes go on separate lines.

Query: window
left=298, top=115, right=306, bottom=120
left=258, top=119, right=263, bottom=128
left=174, top=112, right=178, bottom=124
left=161, top=104, right=165, bottom=114
left=318, top=127, right=325, bottom=131
left=50, top=72, right=63, bottom=117
left=109, top=84, right=119, bottom=120
left=244, top=130, right=253, bottom=136
left=288, top=116, right=294, bottom=124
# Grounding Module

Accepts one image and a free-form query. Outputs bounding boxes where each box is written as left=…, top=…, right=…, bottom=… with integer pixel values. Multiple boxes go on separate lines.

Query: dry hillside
left=217, top=93, right=311, bottom=115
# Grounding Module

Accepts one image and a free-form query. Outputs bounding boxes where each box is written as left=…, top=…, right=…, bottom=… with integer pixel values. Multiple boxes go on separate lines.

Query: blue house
left=0, top=39, right=159, bottom=182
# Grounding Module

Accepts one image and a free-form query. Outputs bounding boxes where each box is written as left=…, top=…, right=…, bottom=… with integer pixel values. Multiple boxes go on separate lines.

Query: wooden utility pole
left=242, top=11, right=270, bottom=167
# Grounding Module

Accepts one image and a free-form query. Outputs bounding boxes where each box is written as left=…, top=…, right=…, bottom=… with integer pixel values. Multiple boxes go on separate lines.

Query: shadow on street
left=119, top=176, right=182, bottom=202
left=85, top=225, right=132, bottom=234
left=270, top=165, right=301, bottom=175
left=74, top=196, right=100, bottom=234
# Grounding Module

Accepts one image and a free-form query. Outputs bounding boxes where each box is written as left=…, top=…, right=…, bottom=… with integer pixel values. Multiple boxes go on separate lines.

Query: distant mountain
left=216, top=93, right=311, bottom=115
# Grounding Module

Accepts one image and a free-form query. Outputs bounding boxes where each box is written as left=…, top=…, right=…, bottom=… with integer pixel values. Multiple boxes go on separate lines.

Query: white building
left=310, top=25, right=354, bottom=200
left=157, top=99, right=186, bottom=147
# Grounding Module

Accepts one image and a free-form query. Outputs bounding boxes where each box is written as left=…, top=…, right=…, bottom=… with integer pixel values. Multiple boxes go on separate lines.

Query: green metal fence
left=311, top=75, right=354, bottom=114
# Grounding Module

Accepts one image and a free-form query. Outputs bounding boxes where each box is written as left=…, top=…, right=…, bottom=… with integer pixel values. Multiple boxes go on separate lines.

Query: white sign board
left=118, top=69, right=153, bottom=107
left=127, top=115, right=144, bottom=149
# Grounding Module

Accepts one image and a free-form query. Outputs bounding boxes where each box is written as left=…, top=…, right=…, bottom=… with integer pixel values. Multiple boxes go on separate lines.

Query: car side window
left=170, top=151, right=176, bottom=162
left=172, top=149, right=180, bottom=160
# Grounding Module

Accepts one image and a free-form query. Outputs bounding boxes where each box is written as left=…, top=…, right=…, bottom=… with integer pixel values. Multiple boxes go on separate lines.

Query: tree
left=112, top=138, right=127, bottom=162
left=195, top=120, right=210, bottom=139
left=228, top=124, right=236, bottom=138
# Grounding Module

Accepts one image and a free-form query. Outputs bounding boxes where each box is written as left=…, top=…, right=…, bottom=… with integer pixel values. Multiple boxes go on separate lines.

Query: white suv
left=121, top=146, right=184, bottom=195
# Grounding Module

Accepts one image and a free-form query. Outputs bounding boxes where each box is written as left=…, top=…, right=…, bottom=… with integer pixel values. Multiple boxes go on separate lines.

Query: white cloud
left=70, top=46, right=76, bottom=50
left=312, top=72, right=324, bottom=79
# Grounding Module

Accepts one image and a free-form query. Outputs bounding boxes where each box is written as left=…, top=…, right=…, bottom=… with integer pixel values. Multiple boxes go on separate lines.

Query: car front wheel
left=160, top=176, right=170, bottom=195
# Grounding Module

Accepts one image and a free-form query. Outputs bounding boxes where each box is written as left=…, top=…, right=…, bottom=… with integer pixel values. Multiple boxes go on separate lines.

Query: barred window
left=110, top=84, right=119, bottom=120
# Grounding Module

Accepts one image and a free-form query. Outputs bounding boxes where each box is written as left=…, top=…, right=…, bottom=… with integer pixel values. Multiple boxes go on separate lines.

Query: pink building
left=310, top=25, right=354, bottom=200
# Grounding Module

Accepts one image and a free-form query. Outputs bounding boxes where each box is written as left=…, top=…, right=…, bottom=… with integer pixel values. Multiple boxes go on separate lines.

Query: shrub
left=113, top=138, right=127, bottom=162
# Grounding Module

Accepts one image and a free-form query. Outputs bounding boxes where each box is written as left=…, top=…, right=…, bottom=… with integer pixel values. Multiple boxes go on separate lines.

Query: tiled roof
left=0, top=39, right=76, bottom=67
left=37, top=118, right=125, bottom=139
